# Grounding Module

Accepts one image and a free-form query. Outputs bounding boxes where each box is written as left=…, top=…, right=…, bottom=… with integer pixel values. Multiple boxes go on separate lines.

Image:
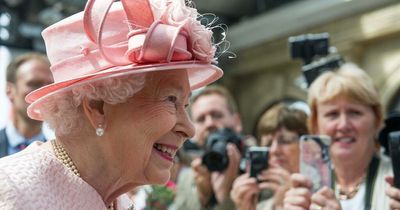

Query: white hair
left=39, top=74, right=146, bottom=136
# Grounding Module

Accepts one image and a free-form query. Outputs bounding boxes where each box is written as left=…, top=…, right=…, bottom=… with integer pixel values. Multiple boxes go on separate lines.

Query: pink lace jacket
left=0, top=141, right=134, bottom=210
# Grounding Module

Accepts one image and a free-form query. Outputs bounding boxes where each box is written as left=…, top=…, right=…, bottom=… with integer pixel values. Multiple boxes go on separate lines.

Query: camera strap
left=332, top=155, right=379, bottom=210
left=364, top=155, right=379, bottom=210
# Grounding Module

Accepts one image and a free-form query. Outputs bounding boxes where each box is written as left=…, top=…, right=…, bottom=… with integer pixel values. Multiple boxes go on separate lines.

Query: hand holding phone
left=299, top=135, right=332, bottom=192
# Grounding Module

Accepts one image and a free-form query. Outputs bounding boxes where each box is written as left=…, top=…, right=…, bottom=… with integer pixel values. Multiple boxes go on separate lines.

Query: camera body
left=202, top=128, right=244, bottom=172
left=389, top=131, right=400, bottom=188
left=379, top=112, right=400, bottom=155
left=247, top=146, right=269, bottom=180
left=301, top=54, right=343, bottom=87
left=289, top=33, right=329, bottom=65
left=289, top=33, right=344, bottom=87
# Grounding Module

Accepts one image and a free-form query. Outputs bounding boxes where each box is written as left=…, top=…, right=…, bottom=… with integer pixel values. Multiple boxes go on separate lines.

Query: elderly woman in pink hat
left=0, top=0, right=223, bottom=209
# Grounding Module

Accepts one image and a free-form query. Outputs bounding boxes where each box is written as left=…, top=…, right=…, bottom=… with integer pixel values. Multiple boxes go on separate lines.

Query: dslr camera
left=202, top=128, right=244, bottom=172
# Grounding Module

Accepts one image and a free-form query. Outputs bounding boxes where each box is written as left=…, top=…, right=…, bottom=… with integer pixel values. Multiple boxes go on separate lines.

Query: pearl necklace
left=52, top=140, right=81, bottom=177
left=51, top=140, right=115, bottom=210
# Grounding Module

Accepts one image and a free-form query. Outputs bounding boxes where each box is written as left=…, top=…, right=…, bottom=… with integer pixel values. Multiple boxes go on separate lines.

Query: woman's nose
left=337, top=114, right=351, bottom=130
left=269, top=139, right=281, bottom=155
left=178, top=109, right=195, bottom=139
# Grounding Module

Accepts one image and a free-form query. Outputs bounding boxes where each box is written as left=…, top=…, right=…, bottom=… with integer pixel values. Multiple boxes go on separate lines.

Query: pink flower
left=165, top=180, right=176, bottom=191
left=154, top=0, right=217, bottom=63
left=187, top=20, right=216, bottom=62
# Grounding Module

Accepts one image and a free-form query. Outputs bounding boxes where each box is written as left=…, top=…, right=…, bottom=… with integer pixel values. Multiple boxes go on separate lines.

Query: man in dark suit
left=0, top=53, right=53, bottom=158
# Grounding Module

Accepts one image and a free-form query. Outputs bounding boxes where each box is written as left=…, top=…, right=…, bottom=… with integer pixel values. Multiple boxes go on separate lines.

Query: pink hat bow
left=83, top=0, right=212, bottom=66
left=26, top=0, right=223, bottom=121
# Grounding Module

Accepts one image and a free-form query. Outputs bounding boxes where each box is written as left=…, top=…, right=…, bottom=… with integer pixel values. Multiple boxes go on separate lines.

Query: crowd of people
left=1, top=0, right=400, bottom=210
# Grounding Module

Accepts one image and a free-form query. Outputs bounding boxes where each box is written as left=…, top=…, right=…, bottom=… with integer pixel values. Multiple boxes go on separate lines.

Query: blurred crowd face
left=190, top=93, right=241, bottom=147
left=261, top=126, right=300, bottom=173
left=7, top=59, right=53, bottom=121
left=316, top=96, right=377, bottom=162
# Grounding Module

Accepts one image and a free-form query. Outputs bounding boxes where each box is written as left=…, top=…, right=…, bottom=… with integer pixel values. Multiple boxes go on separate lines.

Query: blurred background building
left=1, top=0, right=400, bottom=135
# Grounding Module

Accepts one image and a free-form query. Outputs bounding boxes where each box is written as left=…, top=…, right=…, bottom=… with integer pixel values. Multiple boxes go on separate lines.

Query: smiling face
left=316, top=96, right=378, bottom=163
left=105, top=69, right=194, bottom=185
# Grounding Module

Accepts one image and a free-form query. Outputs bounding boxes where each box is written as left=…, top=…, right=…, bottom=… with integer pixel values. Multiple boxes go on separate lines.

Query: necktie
left=16, top=142, right=29, bottom=151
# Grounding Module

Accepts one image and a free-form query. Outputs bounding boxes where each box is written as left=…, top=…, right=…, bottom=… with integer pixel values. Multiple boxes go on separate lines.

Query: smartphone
left=247, top=146, right=269, bottom=181
left=300, top=135, right=332, bottom=192
left=389, top=131, right=400, bottom=188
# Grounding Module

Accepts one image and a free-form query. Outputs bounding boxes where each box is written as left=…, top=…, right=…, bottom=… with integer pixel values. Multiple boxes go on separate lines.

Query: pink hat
left=26, top=0, right=223, bottom=120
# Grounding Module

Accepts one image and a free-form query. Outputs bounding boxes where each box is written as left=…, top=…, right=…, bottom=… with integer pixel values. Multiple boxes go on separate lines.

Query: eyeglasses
left=263, top=136, right=299, bottom=147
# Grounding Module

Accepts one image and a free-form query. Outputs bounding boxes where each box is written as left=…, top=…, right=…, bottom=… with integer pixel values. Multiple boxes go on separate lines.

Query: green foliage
left=144, top=185, right=175, bottom=210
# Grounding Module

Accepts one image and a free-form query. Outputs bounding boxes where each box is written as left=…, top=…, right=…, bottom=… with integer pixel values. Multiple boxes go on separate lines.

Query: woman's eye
left=325, top=111, right=338, bottom=119
left=349, top=110, right=362, bottom=117
left=166, top=95, right=177, bottom=103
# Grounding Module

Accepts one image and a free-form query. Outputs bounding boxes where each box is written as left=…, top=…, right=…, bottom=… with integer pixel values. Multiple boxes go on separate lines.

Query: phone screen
left=300, top=135, right=332, bottom=192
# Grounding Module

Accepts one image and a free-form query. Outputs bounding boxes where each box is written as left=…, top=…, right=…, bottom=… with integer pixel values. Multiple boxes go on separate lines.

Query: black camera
left=389, top=131, right=400, bottom=188
left=301, top=54, right=344, bottom=87
left=379, top=112, right=400, bottom=155
left=202, top=128, right=244, bottom=172
left=289, top=33, right=344, bottom=87
left=289, top=33, right=329, bottom=65
left=247, top=146, right=269, bottom=180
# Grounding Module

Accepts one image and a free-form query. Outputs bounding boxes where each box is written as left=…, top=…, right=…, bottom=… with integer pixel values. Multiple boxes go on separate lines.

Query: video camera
left=289, top=33, right=344, bottom=87
left=202, top=128, right=245, bottom=172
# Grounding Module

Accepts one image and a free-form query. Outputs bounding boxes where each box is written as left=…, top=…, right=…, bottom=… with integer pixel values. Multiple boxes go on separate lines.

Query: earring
left=96, top=124, right=104, bottom=137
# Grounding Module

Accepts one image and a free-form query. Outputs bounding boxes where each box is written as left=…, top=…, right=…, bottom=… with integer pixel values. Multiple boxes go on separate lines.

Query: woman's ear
left=82, top=98, right=106, bottom=130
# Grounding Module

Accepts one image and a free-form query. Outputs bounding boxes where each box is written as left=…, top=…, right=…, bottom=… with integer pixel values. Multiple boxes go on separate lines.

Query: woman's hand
left=211, top=143, right=241, bottom=203
left=192, top=143, right=241, bottom=206
left=192, top=158, right=213, bottom=206
left=258, top=166, right=291, bottom=208
left=385, top=176, right=400, bottom=209
left=258, top=166, right=291, bottom=192
left=283, top=173, right=313, bottom=210
left=310, top=186, right=341, bottom=210
left=230, top=173, right=260, bottom=210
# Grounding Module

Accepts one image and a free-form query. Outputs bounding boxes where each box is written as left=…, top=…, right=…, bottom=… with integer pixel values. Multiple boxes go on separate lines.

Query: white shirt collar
left=5, top=122, right=46, bottom=147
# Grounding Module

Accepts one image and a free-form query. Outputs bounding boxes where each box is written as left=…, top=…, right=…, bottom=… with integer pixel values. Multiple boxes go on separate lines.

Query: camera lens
left=202, top=151, right=228, bottom=171
left=202, top=128, right=243, bottom=172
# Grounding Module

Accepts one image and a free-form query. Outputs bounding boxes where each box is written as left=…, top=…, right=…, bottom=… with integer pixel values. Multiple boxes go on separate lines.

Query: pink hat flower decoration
left=26, top=0, right=226, bottom=120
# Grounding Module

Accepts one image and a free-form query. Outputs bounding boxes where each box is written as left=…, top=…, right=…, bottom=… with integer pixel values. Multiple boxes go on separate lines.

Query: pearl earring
left=96, top=124, right=104, bottom=136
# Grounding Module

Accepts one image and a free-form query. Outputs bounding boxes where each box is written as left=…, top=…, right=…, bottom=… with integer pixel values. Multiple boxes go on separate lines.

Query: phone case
left=300, top=135, right=332, bottom=192
left=389, top=131, right=400, bottom=188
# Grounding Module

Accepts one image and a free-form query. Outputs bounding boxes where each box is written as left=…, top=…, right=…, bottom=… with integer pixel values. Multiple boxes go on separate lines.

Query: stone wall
left=220, top=2, right=400, bottom=134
